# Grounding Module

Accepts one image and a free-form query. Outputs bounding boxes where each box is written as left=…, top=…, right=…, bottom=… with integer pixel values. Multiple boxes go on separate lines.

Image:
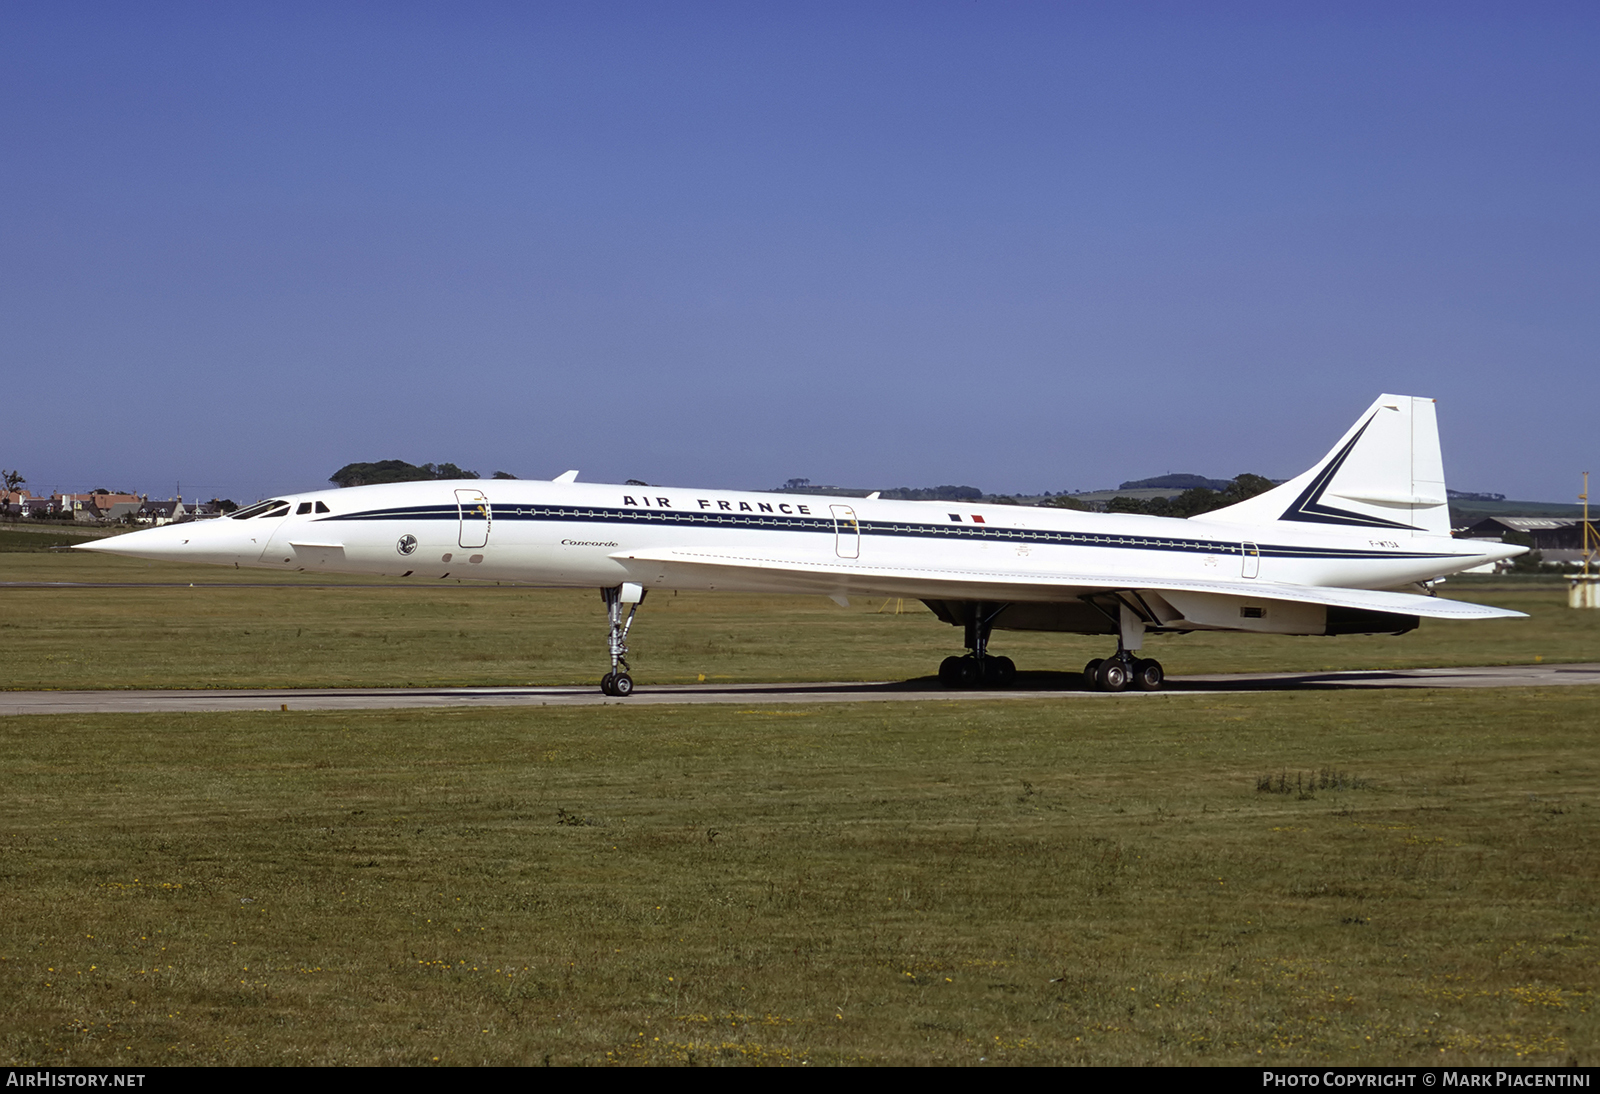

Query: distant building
left=1460, top=516, right=1600, bottom=567
left=1461, top=517, right=1598, bottom=551
left=18, top=494, right=57, bottom=518
left=8, top=491, right=215, bottom=525
left=137, top=498, right=189, bottom=525
left=94, top=498, right=144, bottom=521
left=56, top=492, right=142, bottom=523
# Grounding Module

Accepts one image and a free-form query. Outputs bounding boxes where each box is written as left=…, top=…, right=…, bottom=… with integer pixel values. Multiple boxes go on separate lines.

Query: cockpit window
left=231, top=500, right=291, bottom=520
left=296, top=502, right=313, bottom=515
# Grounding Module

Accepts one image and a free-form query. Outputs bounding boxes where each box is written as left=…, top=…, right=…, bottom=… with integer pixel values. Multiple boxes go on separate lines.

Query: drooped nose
left=74, top=521, right=255, bottom=565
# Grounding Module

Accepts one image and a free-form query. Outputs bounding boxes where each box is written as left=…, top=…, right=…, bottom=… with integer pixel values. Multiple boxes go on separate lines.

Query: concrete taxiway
left=3, top=663, right=1597, bottom=715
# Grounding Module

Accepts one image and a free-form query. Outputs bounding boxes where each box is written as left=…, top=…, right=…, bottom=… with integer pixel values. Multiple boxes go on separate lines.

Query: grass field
left=1, top=551, right=1594, bottom=690
left=2, top=690, right=1595, bottom=1066
left=0, top=526, right=110, bottom=552
left=2, top=550, right=1595, bottom=1066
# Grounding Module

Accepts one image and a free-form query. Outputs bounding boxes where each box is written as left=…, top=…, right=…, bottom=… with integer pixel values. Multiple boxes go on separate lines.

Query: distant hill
left=769, top=483, right=983, bottom=501
left=877, top=485, right=983, bottom=502
left=1118, top=473, right=1231, bottom=492
left=767, top=484, right=876, bottom=498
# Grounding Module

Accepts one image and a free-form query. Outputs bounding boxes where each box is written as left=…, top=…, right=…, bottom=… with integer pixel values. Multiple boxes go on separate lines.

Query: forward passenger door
left=457, top=489, right=491, bottom=548
left=830, top=505, right=860, bottom=559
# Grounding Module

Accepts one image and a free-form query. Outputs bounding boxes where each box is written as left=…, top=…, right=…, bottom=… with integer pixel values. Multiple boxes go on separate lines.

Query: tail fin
left=1204, top=394, right=1450, bottom=537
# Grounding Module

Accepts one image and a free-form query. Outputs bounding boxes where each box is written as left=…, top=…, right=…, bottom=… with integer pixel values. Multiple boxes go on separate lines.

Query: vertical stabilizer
left=1203, top=395, right=1450, bottom=536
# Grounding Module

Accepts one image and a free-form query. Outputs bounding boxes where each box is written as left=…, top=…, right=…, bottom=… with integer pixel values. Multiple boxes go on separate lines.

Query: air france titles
left=620, top=495, right=812, bottom=517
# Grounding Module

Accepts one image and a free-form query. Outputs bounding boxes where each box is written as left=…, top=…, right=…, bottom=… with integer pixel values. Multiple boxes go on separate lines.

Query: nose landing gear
left=599, top=583, right=645, bottom=697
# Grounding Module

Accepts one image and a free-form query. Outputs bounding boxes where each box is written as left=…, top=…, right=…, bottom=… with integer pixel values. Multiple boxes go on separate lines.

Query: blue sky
left=4, top=2, right=1596, bottom=504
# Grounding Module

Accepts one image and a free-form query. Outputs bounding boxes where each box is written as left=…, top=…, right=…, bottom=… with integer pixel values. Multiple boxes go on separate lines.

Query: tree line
left=1101, top=473, right=1276, bottom=517
left=328, top=461, right=517, bottom=487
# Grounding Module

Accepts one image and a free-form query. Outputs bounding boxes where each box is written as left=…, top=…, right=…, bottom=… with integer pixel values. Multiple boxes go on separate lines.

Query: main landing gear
left=1078, top=593, right=1166, bottom=692
left=938, top=602, right=1016, bottom=689
left=1082, top=650, right=1164, bottom=692
left=599, top=583, right=645, bottom=697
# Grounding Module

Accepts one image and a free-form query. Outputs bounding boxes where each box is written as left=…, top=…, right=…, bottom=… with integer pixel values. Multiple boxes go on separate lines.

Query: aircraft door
left=1241, top=542, right=1260, bottom=579
left=457, top=489, right=491, bottom=548
left=830, top=505, right=860, bottom=559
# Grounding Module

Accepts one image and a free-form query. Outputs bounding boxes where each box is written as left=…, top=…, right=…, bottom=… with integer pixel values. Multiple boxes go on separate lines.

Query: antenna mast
left=1572, top=471, right=1597, bottom=609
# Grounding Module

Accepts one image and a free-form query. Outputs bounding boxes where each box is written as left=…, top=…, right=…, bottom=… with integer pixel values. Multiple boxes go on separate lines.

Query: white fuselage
left=80, top=393, right=1526, bottom=676
left=101, top=478, right=1508, bottom=603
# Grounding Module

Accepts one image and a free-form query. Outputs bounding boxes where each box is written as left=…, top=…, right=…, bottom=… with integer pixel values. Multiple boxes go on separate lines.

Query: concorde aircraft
left=80, top=394, right=1525, bottom=695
